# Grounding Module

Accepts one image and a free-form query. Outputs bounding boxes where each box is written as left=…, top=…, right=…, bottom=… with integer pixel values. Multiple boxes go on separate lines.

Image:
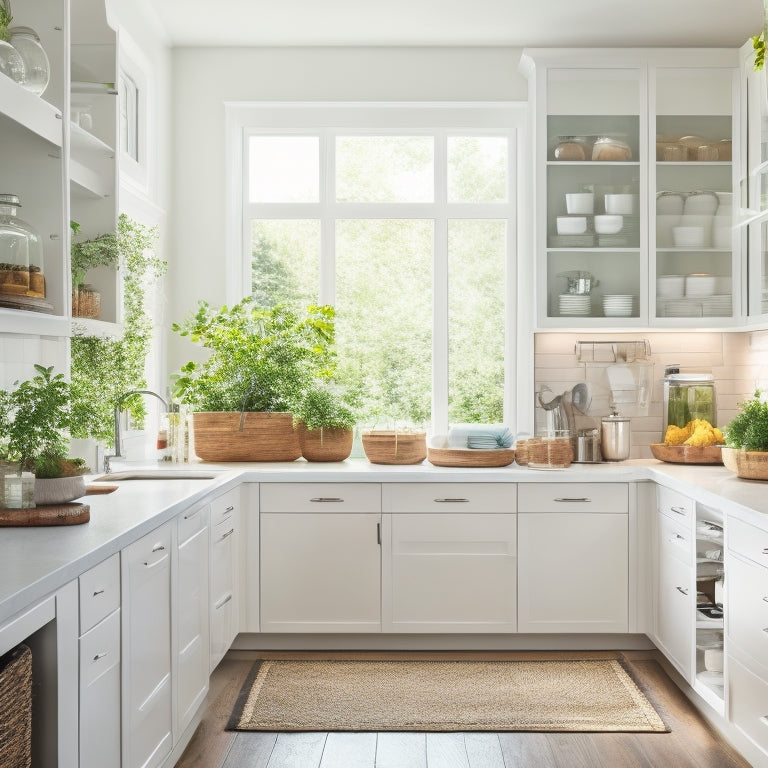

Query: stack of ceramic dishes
left=558, top=294, right=591, bottom=316
left=602, top=295, right=634, bottom=317
left=656, top=274, right=685, bottom=298
left=685, top=273, right=716, bottom=298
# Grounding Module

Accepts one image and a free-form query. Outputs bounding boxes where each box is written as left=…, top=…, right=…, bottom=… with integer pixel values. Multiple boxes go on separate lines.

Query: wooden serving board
left=85, top=484, right=119, bottom=494
left=0, top=502, right=90, bottom=526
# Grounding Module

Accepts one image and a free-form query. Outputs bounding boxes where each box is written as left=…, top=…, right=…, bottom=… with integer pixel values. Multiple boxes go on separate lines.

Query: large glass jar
left=0, top=194, right=44, bottom=299
left=0, top=38, right=24, bottom=83
left=8, top=26, right=49, bottom=95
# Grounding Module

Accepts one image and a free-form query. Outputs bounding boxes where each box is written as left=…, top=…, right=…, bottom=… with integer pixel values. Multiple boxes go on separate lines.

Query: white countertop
left=2, top=458, right=766, bottom=626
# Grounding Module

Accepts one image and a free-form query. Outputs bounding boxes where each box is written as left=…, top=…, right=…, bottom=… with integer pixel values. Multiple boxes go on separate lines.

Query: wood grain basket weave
left=721, top=447, right=768, bottom=480
left=427, top=437, right=515, bottom=467
left=362, top=431, right=426, bottom=465
left=0, top=643, right=32, bottom=768
left=192, top=411, right=302, bottom=462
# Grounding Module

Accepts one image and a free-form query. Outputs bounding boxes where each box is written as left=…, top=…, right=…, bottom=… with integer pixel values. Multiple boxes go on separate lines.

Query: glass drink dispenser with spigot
left=662, top=366, right=717, bottom=434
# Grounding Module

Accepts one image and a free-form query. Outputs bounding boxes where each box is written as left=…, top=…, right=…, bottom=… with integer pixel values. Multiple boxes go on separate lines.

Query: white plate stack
left=558, top=294, right=591, bottom=316
left=685, top=273, right=716, bottom=298
left=602, top=295, right=634, bottom=317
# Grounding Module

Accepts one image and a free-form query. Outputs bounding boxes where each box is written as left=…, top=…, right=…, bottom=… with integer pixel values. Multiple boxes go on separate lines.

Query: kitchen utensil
left=601, top=411, right=631, bottom=461
left=571, top=382, right=592, bottom=413
left=574, top=429, right=602, bottom=462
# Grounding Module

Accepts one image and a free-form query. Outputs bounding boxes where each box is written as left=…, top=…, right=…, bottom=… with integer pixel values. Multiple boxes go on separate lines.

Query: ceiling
left=151, top=0, right=764, bottom=49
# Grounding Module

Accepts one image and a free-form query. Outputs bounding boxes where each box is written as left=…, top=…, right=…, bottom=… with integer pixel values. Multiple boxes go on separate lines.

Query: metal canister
left=601, top=411, right=631, bottom=461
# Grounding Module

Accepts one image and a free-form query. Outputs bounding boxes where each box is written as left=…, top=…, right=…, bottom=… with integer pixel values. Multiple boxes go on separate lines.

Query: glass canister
left=8, top=26, right=49, bottom=95
left=662, top=370, right=717, bottom=433
left=0, top=194, right=44, bottom=299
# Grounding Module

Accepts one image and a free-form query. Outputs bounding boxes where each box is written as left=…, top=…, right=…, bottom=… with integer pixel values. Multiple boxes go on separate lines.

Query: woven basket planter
left=192, top=411, right=301, bottom=462
left=721, top=447, right=768, bottom=480
left=362, top=430, right=426, bottom=465
left=297, top=424, right=354, bottom=462
left=72, top=286, right=101, bottom=318
left=0, top=643, right=32, bottom=768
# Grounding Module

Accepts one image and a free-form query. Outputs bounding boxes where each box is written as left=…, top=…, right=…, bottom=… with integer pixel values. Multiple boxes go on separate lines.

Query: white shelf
left=0, top=307, right=71, bottom=337
left=70, top=318, right=123, bottom=338
left=0, top=74, right=63, bottom=148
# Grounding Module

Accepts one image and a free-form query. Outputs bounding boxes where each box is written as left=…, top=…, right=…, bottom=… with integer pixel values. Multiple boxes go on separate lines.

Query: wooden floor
left=175, top=650, right=753, bottom=768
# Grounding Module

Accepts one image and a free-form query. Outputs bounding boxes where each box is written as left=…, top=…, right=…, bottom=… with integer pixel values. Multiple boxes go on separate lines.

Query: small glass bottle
left=0, top=194, right=44, bottom=299
left=8, top=26, right=49, bottom=95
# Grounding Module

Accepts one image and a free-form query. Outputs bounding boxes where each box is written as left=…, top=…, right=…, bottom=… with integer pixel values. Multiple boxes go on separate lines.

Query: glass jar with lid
left=0, top=194, right=44, bottom=299
left=8, top=26, right=49, bottom=95
left=662, top=369, right=717, bottom=433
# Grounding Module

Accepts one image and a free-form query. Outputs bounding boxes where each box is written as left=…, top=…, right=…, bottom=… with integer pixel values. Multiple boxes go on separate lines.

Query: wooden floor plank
left=498, top=732, right=559, bottom=768
left=548, top=733, right=607, bottom=768
left=425, top=732, right=469, bottom=768
left=222, top=733, right=278, bottom=768
left=266, top=732, right=327, bottom=768
left=318, top=732, right=377, bottom=768
left=463, top=732, right=506, bottom=768
left=374, top=732, right=427, bottom=768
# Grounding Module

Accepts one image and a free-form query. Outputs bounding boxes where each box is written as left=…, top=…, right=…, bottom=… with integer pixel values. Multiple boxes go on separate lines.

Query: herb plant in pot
left=293, top=383, right=358, bottom=462
left=171, top=298, right=335, bottom=462
left=722, top=391, right=768, bottom=480
left=70, top=221, right=119, bottom=319
left=0, top=364, right=88, bottom=507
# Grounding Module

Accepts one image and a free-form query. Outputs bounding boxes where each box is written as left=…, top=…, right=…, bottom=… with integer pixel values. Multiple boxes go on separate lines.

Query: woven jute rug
left=226, top=658, right=669, bottom=733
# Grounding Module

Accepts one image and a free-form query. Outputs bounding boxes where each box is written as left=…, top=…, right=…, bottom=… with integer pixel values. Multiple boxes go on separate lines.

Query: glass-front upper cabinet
left=652, top=65, right=740, bottom=325
left=541, top=65, right=644, bottom=327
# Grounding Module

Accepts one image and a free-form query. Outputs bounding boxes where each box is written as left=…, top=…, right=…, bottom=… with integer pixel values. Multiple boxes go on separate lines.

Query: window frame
left=225, top=102, right=523, bottom=434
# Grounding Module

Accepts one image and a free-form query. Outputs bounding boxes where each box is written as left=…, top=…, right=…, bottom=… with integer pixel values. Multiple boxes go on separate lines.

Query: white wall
left=167, top=45, right=527, bottom=374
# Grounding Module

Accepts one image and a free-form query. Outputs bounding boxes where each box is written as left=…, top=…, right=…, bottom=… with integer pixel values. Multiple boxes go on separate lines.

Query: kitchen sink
left=92, top=469, right=219, bottom=481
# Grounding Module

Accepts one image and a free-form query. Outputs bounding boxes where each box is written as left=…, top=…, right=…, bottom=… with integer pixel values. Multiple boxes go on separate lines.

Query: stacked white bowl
left=565, top=192, right=594, bottom=214
left=558, top=294, right=591, bottom=316
left=602, top=295, right=634, bottom=317
left=685, top=273, right=716, bottom=298
left=656, top=274, right=685, bottom=298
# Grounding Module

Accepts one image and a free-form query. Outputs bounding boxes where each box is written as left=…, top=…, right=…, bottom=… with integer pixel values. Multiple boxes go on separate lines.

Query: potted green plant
left=0, top=364, right=88, bottom=506
left=293, top=382, right=359, bottom=462
left=70, top=220, right=119, bottom=318
left=722, top=391, right=768, bottom=480
left=171, top=298, right=336, bottom=461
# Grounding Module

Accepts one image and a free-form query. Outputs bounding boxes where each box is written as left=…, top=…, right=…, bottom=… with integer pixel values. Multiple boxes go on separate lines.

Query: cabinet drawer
left=729, top=517, right=768, bottom=568
left=261, top=483, right=380, bottom=513
left=211, top=487, right=239, bottom=527
left=384, top=483, right=515, bottom=513
left=729, top=656, right=768, bottom=758
left=728, top=552, right=768, bottom=673
left=80, top=608, right=120, bottom=688
left=517, top=483, right=627, bottom=513
left=178, top=500, right=209, bottom=543
left=658, top=510, right=694, bottom=567
left=79, top=553, right=120, bottom=634
left=657, top=485, right=694, bottom=523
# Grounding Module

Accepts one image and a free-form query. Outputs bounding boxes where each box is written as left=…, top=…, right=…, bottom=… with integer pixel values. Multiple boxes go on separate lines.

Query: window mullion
left=320, top=129, right=335, bottom=305
left=433, top=130, right=449, bottom=435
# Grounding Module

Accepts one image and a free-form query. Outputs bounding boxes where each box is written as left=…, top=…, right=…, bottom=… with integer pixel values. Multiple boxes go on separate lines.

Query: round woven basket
left=362, top=430, right=426, bottom=465
left=721, top=447, right=768, bottom=480
left=428, top=445, right=515, bottom=467
left=192, top=411, right=301, bottom=462
left=297, top=424, right=353, bottom=462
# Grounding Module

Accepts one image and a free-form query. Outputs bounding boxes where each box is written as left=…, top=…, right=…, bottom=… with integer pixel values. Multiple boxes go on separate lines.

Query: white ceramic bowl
left=594, top=214, right=623, bottom=234
left=673, top=225, right=705, bottom=247
left=685, top=273, right=717, bottom=298
left=565, top=193, right=594, bottom=215
left=556, top=216, right=587, bottom=235
left=656, top=275, right=686, bottom=298
left=604, top=193, right=635, bottom=215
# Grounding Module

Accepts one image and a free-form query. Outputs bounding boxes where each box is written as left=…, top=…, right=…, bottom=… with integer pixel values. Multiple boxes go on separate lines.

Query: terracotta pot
left=297, top=424, right=353, bottom=462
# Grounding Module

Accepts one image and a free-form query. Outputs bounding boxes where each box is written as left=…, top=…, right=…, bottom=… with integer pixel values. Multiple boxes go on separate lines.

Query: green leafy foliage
left=293, top=382, right=360, bottom=431
left=0, top=0, right=12, bottom=41
left=754, top=31, right=766, bottom=71
left=171, top=298, right=336, bottom=414
left=0, top=365, right=70, bottom=472
left=724, top=391, right=768, bottom=452
left=70, top=221, right=119, bottom=289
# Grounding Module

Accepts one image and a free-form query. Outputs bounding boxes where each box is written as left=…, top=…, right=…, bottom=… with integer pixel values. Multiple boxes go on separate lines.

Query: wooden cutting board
left=0, top=502, right=90, bottom=526
left=85, top=484, right=119, bottom=494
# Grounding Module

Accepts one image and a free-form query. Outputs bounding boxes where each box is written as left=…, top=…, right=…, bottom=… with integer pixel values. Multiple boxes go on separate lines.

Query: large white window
left=226, top=104, right=520, bottom=435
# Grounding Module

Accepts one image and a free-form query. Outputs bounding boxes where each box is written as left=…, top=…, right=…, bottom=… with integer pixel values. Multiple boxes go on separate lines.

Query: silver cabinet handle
left=763, top=548, right=768, bottom=555
left=377, top=522, right=381, bottom=545
left=93, top=652, right=108, bottom=662
left=554, top=497, right=591, bottom=503
left=310, top=497, right=344, bottom=503
left=763, top=628, right=768, bottom=635
left=92, top=589, right=105, bottom=596
left=183, top=507, right=200, bottom=520
left=143, top=554, right=167, bottom=568
left=215, top=593, right=233, bottom=609
left=676, top=586, right=689, bottom=595
left=225, top=505, right=234, bottom=513
left=763, top=596, right=768, bottom=603
left=670, top=505, right=687, bottom=515
left=434, top=498, right=469, bottom=503
left=220, top=528, right=234, bottom=540
left=151, top=544, right=165, bottom=553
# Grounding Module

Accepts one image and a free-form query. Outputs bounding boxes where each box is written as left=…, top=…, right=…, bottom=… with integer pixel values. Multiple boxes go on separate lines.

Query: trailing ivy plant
left=70, top=220, right=119, bottom=291
left=70, top=214, right=166, bottom=445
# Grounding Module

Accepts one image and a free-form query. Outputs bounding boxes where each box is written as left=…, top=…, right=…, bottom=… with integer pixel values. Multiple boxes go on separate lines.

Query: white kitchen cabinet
left=174, top=501, right=209, bottom=738
left=520, top=48, right=741, bottom=328
left=517, top=483, right=629, bottom=633
left=260, top=483, right=381, bottom=632
left=121, top=521, right=172, bottom=768
left=382, top=483, right=516, bottom=633
left=210, top=487, right=240, bottom=670
left=78, top=553, right=120, bottom=768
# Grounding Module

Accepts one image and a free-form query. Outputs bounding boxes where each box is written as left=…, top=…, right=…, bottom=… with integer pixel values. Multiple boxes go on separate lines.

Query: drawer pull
left=151, top=544, right=166, bottom=553
left=214, top=593, right=233, bottom=609
left=220, top=528, right=235, bottom=540
left=763, top=548, right=768, bottom=555
left=670, top=505, right=687, bottom=515
left=434, top=498, right=469, bottom=503
left=92, top=652, right=108, bottom=662
left=377, top=522, right=381, bottom=545
left=676, top=586, right=689, bottom=595
left=143, top=555, right=167, bottom=568
left=763, top=596, right=768, bottom=603
left=92, top=589, right=105, bottom=596
left=554, top=497, right=591, bottom=503
left=763, top=628, right=768, bottom=635
left=225, top=505, right=235, bottom=513
left=183, top=507, right=200, bottom=520
left=310, top=497, right=344, bottom=503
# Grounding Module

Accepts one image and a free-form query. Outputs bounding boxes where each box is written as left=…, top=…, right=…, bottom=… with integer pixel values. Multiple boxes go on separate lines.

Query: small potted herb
left=293, top=382, right=359, bottom=462
left=722, top=391, right=768, bottom=480
left=70, top=220, right=119, bottom=318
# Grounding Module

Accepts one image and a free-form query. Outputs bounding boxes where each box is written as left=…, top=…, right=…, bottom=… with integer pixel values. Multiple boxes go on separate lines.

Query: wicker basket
left=192, top=411, right=302, bottom=462
left=297, top=424, right=353, bottom=462
left=72, top=286, right=101, bottom=318
left=427, top=436, right=515, bottom=467
left=362, top=430, right=426, bottom=465
left=0, top=643, right=32, bottom=768
left=526, top=436, right=574, bottom=469
left=721, top=447, right=768, bottom=480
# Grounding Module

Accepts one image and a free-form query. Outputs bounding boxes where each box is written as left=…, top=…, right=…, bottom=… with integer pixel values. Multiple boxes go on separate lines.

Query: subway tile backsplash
left=534, top=331, right=768, bottom=459
left=0, top=334, right=68, bottom=390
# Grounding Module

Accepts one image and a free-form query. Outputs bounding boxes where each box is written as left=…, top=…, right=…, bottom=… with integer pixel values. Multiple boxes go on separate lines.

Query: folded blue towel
left=448, top=424, right=513, bottom=449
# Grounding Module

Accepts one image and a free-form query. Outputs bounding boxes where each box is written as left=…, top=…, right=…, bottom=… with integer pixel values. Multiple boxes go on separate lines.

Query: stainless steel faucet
left=104, top=389, right=169, bottom=473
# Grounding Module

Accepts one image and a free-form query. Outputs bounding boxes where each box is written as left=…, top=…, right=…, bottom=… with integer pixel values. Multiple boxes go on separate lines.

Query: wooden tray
left=0, top=502, right=90, bottom=526
left=428, top=446, right=516, bottom=468
left=650, top=443, right=723, bottom=465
